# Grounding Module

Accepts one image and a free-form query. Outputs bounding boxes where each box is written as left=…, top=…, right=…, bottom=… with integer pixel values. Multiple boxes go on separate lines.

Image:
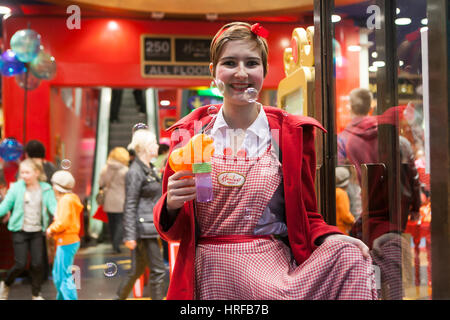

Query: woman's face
left=213, top=40, right=265, bottom=106
left=20, top=163, right=40, bottom=185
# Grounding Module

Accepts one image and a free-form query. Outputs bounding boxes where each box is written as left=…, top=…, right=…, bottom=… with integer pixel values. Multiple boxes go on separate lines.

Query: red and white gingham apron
left=195, top=146, right=378, bottom=300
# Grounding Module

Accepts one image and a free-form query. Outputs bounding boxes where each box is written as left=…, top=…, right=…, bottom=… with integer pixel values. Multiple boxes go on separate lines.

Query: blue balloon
left=0, top=138, right=24, bottom=162
left=10, top=29, right=41, bottom=63
left=0, top=49, right=26, bottom=76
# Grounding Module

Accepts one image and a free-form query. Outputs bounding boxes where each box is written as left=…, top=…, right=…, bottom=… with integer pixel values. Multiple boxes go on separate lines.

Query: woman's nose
left=235, top=62, right=248, bottom=78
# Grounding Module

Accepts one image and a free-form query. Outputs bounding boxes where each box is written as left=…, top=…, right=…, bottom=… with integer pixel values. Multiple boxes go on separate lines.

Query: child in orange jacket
left=335, top=167, right=355, bottom=235
left=46, top=170, right=84, bottom=300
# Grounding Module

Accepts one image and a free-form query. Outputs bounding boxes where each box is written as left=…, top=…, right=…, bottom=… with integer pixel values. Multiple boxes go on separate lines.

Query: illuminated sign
left=141, top=35, right=212, bottom=78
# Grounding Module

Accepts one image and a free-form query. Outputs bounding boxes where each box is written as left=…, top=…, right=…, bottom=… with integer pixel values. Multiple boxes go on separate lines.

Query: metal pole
left=23, top=68, right=29, bottom=144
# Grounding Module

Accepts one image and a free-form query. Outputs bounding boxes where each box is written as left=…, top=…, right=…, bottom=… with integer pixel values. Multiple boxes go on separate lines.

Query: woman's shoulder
left=167, top=104, right=221, bottom=131
left=127, top=161, right=144, bottom=175
left=263, top=106, right=326, bottom=132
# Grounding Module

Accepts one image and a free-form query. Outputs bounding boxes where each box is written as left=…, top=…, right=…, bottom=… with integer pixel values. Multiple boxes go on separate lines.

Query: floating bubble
left=61, top=159, right=71, bottom=170
left=132, top=123, right=149, bottom=134
left=207, top=105, right=218, bottom=117
left=210, top=79, right=225, bottom=96
left=103, top=262, right=118, bottom=278
left=243, top=87, right=259, bottom=103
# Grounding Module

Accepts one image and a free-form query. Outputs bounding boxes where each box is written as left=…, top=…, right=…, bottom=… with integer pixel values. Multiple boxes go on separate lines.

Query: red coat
left=153, top=105, right=342, bottom=300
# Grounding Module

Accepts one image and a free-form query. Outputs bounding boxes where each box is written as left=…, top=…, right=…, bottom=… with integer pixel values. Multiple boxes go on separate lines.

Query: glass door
left=319, top=0, right=448, bottom=300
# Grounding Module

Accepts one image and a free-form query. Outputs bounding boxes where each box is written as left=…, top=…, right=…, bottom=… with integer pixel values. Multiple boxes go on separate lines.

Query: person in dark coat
left=115, top=129, right=166, bottom=300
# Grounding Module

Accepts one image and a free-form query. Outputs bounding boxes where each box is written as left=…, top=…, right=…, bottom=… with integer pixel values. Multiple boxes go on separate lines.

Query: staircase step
left=107, top=89, right=148, bottom=153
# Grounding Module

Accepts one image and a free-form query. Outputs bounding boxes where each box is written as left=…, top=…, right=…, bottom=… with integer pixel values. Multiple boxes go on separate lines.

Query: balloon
left=30, top=49, right=56, bottom=80
left=0, top=49, right=26, bottom=76
left=15, top=71, right=41, bottom=90
left=10, top=29, right=41, bottom=63
left=0, top=138, right=24, bottom=162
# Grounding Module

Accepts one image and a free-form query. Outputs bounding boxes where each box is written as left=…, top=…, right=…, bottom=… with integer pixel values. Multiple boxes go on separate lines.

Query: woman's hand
left=166, top=170, right=196, bottom=211
left=46, top=228, right=53, bottom=238
left=1, top=212, right=10, bottom=224
left=125, top=240, right=137, bottom=250
left=323, top=234, right=370, bottom=258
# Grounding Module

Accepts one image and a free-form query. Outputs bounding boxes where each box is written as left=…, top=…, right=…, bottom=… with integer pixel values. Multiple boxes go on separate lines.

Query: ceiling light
left=371, top=52, right=378, bottom=58
left=151, top=12, right=165, bottom=20
left=0, top=6, right=11, bottom=14
left=421, top=18, right=428, bottom=25
left=368, top=66, right=377, bottom=72
left=395, top=17, right=412, bottom=25
left=107, top=21, right=119, bottom=30
left=399, top=60, right=404, bottom=66
left=160, top=100, right=171, bottom=106
left=373, top=61, right=385, bottom=67
left=347, top=45, right=361, bottom=52
left=206, top=13, right=218, bottom=21
left=396, top=8, right=401, bottom=15
left=332, top=15, right=341, bottom=23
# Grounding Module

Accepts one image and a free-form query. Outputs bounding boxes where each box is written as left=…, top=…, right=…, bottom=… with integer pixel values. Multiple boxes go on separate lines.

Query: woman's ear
left=209, top=63, right=214, bottom=77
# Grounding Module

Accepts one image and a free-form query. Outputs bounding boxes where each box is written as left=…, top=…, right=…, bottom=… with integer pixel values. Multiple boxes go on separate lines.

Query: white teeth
left=231, top=84, right=250, bottom=89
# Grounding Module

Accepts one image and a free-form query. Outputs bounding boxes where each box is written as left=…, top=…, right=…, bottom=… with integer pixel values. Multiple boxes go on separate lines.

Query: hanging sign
left=141, top=35, right=212, bottom=78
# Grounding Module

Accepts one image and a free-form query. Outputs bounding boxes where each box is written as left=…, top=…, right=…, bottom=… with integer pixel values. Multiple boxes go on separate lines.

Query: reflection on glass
left=333, top=0, right=430, bottom=300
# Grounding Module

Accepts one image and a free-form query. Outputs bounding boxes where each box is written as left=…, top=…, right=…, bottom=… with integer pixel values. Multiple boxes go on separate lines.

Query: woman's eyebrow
left=219, top=56, right=261, bottom=61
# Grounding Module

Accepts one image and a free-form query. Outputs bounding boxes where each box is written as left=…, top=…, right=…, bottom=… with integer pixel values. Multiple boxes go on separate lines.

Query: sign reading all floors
left=141, top=35, right=212, bottom=78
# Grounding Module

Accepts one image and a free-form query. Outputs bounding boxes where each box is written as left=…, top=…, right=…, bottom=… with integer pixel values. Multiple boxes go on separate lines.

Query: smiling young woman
left=154, top=21, right=377, bottom=301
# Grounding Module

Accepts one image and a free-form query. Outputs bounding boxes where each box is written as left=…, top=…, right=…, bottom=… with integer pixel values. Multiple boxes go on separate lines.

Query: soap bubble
left=103, top=262, right=118, bottom=278
left=61, top=159, right=71, bottom=170
left=211, top=79, right=225, bottom=96
left=207, top=105, right=218, bottom=117
left=243, top=87, right=258, bottom=103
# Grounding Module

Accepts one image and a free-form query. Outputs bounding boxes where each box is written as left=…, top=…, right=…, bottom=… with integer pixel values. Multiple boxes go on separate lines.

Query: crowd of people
left=0, top=134, right=170, bottom=300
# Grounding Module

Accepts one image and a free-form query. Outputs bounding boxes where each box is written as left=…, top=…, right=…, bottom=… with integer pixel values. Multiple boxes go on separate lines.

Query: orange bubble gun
left=168, top=134, right=215, bottom=202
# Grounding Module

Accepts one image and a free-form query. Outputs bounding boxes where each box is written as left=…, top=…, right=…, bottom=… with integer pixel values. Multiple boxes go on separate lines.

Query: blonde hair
left=108, top=147, right=130, bottom=166
left=128, top=129, right=157, bottom=157
left=20, top=158, right=47, bottom=182
left=210, top=22, right=269, bottom=78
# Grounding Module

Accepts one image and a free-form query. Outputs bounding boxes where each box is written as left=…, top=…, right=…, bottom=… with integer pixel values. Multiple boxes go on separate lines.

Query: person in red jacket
left=153, top=22, right=377, bottom=300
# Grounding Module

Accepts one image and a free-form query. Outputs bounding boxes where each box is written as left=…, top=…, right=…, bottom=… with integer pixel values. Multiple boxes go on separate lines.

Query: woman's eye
left=222, top=60, right=235, bottom=66
left=247, top=60, right=260, bottom=67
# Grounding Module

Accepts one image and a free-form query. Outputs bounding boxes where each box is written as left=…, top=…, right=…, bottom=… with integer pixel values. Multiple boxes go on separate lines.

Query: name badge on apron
left=217, top=171, right=246, bottom=187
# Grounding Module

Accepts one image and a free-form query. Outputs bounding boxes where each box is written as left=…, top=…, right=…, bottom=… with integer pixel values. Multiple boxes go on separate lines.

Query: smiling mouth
left=230, top=83, right=252, bottom=91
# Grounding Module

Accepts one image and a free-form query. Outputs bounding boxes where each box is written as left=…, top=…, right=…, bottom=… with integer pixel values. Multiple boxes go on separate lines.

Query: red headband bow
left=213, top=23, right=269, bottom=45
left=250, top=23, right=269, bottom=38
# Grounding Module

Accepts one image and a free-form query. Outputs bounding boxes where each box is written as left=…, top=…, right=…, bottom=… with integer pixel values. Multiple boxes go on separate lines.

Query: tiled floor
left=2, top=243, right=169, bottom=300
